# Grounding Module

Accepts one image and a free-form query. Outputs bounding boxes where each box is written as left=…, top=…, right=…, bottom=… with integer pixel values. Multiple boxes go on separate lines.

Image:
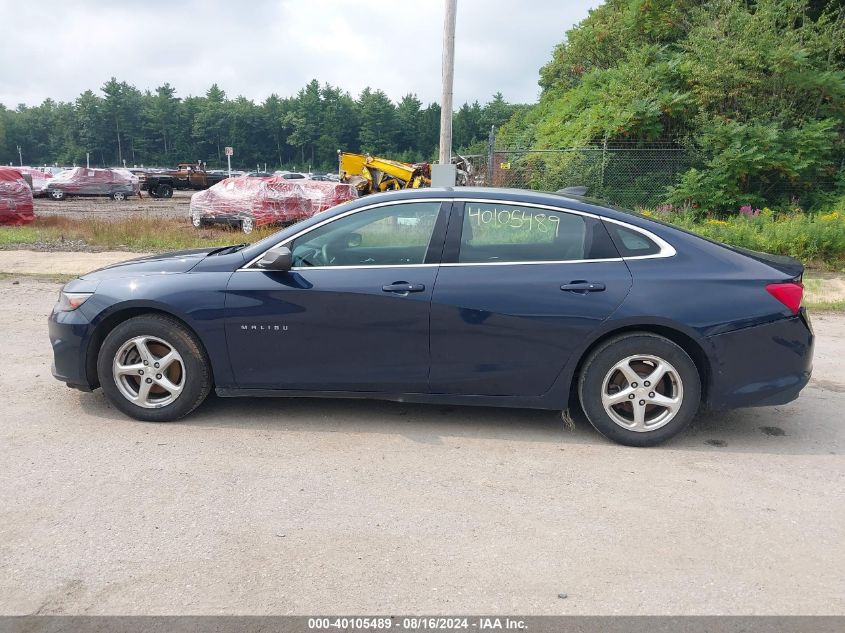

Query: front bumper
left=48, top=306, right=96, bottom=391
left=706, top=311, right=814, bottom=409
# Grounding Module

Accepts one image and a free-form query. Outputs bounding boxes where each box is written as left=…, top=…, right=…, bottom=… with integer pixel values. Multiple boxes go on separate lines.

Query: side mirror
left=256, top=246, right=292, bottom=271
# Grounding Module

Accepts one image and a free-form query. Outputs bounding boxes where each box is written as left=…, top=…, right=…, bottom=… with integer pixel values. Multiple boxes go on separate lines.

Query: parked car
left=46, top=167, right=140, bottom=201
left=16, top=167, right=52, bottom=196
left=49, top=187, right=813, bottom=446
left=143, top=163, right=227, bottom=198
left=273, top=170, right=310, bottom=180
left=189, top=176, right=358, bottom=233
left=0, top=168, right=34, bottom=225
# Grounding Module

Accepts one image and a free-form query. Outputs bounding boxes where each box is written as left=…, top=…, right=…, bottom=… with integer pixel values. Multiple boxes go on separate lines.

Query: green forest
left=499, top=0, right=845, bottom=211
left=1, top=0, right=844, bottom=212
left=0, top=79, right=520, bottom=173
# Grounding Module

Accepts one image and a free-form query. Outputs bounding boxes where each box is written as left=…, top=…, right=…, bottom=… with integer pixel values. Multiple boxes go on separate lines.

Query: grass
left=802, top=274, right=845, bottom=311
left=643, top=208, right=845, bottom=271
left=0, top=216, right=277, bottom=252
left=0, top=271, right=77, bottom=284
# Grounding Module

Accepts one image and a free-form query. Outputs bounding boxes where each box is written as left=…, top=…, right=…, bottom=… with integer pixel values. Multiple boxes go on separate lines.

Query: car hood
left=80, top=247, right=218, bottom=280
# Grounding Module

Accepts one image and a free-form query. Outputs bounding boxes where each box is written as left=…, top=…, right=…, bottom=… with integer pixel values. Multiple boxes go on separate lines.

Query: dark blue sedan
left=48, top=188, right=813, bottom=446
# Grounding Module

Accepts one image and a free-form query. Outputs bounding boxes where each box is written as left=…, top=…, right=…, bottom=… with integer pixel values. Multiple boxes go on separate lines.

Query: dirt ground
left=0, top=277, right=843, bottom=615
left=34, top=190, right=193, bottom=220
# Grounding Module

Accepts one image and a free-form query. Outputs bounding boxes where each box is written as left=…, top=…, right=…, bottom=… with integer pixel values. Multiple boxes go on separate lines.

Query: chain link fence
left=461, top=141, right=842, bottom=210
left=462, top=143, right=689, bottom=209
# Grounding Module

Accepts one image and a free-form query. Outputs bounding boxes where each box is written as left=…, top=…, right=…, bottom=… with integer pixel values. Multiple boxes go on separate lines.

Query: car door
left=429, top=200, right=632, bottom=397
left=79, top=169, right=99, bottom=195
left=225, top=199, right=449, bottom=391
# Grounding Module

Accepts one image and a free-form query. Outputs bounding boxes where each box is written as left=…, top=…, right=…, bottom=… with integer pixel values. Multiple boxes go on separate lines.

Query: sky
left=0, top=0, right=601, bottom=109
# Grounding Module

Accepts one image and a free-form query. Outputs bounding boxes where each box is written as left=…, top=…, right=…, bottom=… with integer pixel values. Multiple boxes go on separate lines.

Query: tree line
left=499, top=0, right=845, bottom=211
left=0, top=78, right=523, bottom=172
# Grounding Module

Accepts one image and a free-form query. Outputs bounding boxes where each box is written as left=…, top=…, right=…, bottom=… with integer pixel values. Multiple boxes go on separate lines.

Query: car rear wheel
left=156, top=183, right=173, bottom=198
left=577, top=332, right=701, bottom=447
left=97, top=315, right=212, bottom=422
left=50, top=190, right=65, bottom=200
left=241, top=216, right=254, bottom=234
left=112, top=191, right=126, bottom=201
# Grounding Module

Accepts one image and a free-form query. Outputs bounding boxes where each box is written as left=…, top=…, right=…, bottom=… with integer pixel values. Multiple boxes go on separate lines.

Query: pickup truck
left=144, top=163, right=228, bottom=198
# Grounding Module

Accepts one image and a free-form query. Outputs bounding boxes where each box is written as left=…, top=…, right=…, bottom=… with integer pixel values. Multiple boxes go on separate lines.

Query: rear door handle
left=382, top=282, right=426, bottom=294
left=560, top=281, right=606, bottom=293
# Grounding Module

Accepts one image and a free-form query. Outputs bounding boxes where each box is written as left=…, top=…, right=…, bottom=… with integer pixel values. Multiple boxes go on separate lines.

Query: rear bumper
left=706, top=311, right=814, bottom=409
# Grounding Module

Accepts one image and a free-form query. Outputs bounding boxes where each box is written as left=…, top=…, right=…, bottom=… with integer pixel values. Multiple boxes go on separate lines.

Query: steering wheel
left=296, top=246, right=328, bottom=267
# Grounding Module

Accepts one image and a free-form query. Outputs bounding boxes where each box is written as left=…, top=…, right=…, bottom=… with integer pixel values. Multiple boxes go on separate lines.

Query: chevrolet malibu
left=48, top=188, right=813, bottom=446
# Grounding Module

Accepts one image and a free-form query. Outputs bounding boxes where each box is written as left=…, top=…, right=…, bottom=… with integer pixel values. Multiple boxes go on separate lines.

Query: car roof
left=350, top=187, right=638, bottom=222
left=241, top=186, right=669, bottom=263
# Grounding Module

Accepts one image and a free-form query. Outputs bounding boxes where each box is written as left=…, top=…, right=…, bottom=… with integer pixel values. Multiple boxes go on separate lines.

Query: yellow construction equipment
left=338, top=152, right=431, bottom=195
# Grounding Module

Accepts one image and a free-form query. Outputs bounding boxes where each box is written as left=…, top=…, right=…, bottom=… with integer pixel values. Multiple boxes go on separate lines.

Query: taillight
left=766, top=282, right=803, bottom=315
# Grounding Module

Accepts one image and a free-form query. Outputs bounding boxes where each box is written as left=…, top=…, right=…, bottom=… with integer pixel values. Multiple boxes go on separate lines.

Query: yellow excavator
left=338, top=152, right=431, bottom=195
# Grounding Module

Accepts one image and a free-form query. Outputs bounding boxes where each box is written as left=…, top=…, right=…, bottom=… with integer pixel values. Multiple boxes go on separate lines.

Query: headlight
left=57, top=291, right=92, bottom=312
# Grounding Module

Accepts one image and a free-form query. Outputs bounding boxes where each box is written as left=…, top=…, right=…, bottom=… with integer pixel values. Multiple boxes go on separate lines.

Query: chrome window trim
left=601, top=215, right=677, bottom=259
left=439, top=258, right=622, bottom=268
left=237, top=196, right=675, bottom=272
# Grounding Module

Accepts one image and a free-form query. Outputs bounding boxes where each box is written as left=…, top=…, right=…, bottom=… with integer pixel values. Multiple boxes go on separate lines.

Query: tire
left=577, top=332, right=701, bottom=447
left=97, top=314, right=212, bottom=422
left=156, top=183, right=173, bottom=198
left=112, top=191, right=126, bottom=201
left=191, top=211, right=206, bottom=228
left=241, top=215, right=254, bottom=234
left=50, top=190, right=65, bottom=200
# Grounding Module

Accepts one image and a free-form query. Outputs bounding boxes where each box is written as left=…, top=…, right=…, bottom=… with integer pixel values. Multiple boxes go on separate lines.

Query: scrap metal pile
left=0, top=168, right=35, bottom=225
left=190, top=176, right=358, bottom=232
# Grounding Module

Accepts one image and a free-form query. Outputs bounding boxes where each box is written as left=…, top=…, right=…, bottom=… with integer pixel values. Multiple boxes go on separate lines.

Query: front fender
left=80, top=272, right=236, bottom=388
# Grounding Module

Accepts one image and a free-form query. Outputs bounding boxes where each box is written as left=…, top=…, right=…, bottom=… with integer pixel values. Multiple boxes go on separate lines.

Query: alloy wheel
left=600, top=354, right=683, bottom=432
left=112, top=336, right=186, bottom=409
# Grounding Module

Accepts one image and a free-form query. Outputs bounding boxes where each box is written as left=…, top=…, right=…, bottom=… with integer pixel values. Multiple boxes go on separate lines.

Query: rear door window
left=458, top=202, right=605, bottom=263
left=605, top=222, right=661, bottom=257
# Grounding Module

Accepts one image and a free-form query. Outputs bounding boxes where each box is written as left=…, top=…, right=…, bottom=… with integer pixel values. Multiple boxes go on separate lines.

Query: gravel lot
left=34, top=190, right=193, bottom=220
left=0, top=277, right=843, bottom=615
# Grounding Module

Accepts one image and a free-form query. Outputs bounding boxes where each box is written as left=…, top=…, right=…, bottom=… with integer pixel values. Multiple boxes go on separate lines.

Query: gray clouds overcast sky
left=0, top=0, right=601, bottom=108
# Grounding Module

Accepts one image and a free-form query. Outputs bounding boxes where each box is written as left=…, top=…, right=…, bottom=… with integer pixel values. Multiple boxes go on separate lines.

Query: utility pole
left=433, top=0, right=458, bottom=187
left=16, top=145, right=22, bottom=167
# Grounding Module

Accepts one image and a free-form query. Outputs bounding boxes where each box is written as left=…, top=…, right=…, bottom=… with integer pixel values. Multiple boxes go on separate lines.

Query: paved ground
left=0, top=250, right=140, bottom=276
left=34, top=190, right=191, bottom=220
left=0, top=277, right=843, bottom=615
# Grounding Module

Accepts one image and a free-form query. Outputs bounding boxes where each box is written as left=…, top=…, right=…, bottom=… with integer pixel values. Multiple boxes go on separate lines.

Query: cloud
left=0, top=0, right=600, bottom=108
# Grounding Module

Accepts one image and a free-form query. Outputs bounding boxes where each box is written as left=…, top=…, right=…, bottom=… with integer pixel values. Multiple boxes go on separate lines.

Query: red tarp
left=0, top=168, right=35, bottom=225
left=190, top=176, right=358, bottom=228
left=16, top=167, right=52, bottom=195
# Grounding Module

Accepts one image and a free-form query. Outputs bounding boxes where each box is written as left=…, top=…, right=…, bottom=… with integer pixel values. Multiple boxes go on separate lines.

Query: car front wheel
left=578, top=332, right=701, bottom=447
left=97, top=314, right=212, bottom=422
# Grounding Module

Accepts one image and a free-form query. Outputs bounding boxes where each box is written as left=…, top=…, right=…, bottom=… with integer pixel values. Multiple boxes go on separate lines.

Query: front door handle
left=560, top=281, right=606, bottom=293
left=382, top=282, right=426, bottom=294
